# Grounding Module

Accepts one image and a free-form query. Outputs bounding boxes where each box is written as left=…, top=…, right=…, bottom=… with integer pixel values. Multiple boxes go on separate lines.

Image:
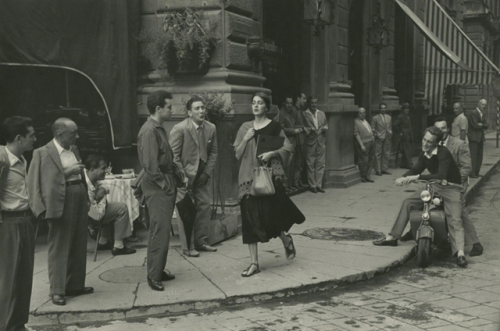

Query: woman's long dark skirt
left=240, top=185, right=305, bottom=244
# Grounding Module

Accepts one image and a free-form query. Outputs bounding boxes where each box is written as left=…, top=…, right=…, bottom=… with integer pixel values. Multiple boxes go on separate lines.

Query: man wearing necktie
left=467, top=99, right=489, bottom=178
left=170, top=97, right=219, bottom=257
left=371, top=103, right=393, bottom=176
left=27, top=118, right=92, bottom=306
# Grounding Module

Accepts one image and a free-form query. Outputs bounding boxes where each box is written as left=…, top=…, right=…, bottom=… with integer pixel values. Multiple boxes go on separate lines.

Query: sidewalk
left=28, top=139, right=500, bottom=327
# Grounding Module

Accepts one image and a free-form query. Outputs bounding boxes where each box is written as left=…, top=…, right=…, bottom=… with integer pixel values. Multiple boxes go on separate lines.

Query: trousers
left=469, top=141, right=484, bottom=176
left=461, top=181, right=480, bottom=246
left=305, top=142, right=326, bottom=188
left=47, top=183, right=88, bottom=295
left=100, top=202, right=132, bottom=241
left=374, top=138, right=391, bottom=173
left=399, top=139, right=413, bottom=168
left=389, top=184, right=465, bottom=256
left=355, top=140, right=375, bottom=179
left=0, top=213, right=34, bottom=331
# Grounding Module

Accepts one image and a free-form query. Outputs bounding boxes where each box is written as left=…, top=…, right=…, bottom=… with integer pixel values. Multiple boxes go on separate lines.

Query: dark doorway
left=348, top=0, right=365, bottom=107
left=262, top=0, right=303, bottom=107
left=394, top=3, right=414, bottom=106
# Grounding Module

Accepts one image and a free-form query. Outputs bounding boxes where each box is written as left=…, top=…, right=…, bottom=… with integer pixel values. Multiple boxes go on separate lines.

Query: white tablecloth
left=99, top=177, right=139, bottom=227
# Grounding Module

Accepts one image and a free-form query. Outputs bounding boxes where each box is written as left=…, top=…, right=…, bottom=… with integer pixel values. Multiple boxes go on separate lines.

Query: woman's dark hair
left=147, top=90, right=173, bottom=115
left=85, top=154, right=107, bottom=170
left=423, top=126, right=444, bottom=144
left=252, top=92, right=271, bottom=112
left=1, top=116, right=34, bottom=143
left=186, top=96, right=204, bottom=111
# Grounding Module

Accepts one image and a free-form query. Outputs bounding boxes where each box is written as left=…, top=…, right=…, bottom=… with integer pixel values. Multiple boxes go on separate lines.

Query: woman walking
left=233, top=92, right=305, bottom=277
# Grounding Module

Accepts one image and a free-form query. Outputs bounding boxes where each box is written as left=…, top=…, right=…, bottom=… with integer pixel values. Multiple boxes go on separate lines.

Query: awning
left=395, top=0, right=500, bottom=115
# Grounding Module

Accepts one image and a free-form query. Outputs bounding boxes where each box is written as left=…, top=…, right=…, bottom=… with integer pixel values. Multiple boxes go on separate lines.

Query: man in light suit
left=303, top=96, right=328, bottom=193
left=371, top=103, right=392, bottom=176
left=467, top=99, right=489, bottom=178
left=170, top=96, right=219, bottom=257
left=434, top=118, right=483, bottom=256
left=27, top=118, right=92, bottom=306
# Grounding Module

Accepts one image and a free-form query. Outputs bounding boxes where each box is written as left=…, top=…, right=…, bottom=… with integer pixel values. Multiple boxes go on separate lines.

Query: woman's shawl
left=233, top=121, right=293, bottom=198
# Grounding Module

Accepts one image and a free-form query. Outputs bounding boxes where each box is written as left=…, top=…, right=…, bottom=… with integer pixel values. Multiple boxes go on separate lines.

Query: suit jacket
left=0, top=146, right=11, bottom=224
left=393, top=113, right=412, bottom=142
left=444, top=136, right=472, bottom=183
left=274, top=106, right=305, bottom=147
left=27, top=140, right=87, bottom=219
left=371, top=113, right=393, bottom=141
left=467, top=108, right=488, bottom=143
left=170, top=118, right=218, bottom=185
left=302, top=109, right=328, bottom=147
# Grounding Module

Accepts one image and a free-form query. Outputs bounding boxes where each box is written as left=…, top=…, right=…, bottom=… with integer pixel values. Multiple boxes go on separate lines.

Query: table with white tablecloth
left=99, top=177, right=139, bottom=229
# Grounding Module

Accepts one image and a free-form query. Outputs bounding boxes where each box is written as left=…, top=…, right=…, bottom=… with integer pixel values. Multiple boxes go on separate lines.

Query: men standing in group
left=371, top=103, right=392, bottom=176
left=354, top=108, right=375, bottom=183
left=433, top=118, right=483, bottom=256
left=467, top=99, right=489, bottom=178
left=451, top=102, right=468, bottom=142
left=292, top=92, right=309, bottom=189
left=303, top=96, right=328, bottom=193
left=170, top=96, right=219, bottom=257
left=28, top=118, right=91, bottom=306
left=84, top=154, right=136, bottom=256
left=275, top=96, right=306, bottom=191
left=393, top=102, right=413, bottom=169
left=0, top=117, right=36, bottom=331
left=137, top=90, right=177, bottom=291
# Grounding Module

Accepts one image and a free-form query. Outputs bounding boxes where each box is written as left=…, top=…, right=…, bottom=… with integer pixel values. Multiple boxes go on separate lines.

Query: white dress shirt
left=84, top=170, right=107, bottom=221
left=306, top=109, right=319, bottom=129
left=0, top=147, right=29, bottom=211
left=53, top=139, right=81, bottom=182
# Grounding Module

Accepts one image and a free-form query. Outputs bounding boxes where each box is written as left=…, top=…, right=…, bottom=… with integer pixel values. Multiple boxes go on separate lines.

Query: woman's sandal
left=284, top=235, right=296, bottom=260
left=241, top=263, right=260, bottom=277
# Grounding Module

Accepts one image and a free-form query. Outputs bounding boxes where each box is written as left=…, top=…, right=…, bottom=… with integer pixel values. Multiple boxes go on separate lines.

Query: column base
left=323, top=166, right=361, bottom=188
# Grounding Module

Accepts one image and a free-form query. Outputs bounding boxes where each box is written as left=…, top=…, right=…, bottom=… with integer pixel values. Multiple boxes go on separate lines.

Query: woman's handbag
left=250, top=160, right=275, bottom=196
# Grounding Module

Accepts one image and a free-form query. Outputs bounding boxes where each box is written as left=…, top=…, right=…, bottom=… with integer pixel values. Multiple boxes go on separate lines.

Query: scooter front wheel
left=417, top=237, right=432, bottom=268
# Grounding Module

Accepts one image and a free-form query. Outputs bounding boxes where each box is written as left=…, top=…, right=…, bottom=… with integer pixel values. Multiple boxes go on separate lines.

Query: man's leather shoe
left=316, top=187, right=325, bottom=193
left=470, top=175, right=478, bottom=179
left=112, top=246, right=136, bottom=256
left=469, top=243, right=484, bottom=257
left=376, top=172, right=382, bottom=176
left=365, top=178, right=374, bottom=183
left=51, top=294, right=66, bottom=306
left=373, top=238, right=398, bottom=246
left=309, top=188, right=318, bottom=193
left=65, top=287, right=94, bottom=297
left=97, top=241, right=113, bottom=251
left=456, top=255, right=468, bottom=267
left=196, top=244, right=217, bottom=252
left=147, top=277, right=164, bottom=291
left=381, top=171, right=392, bottom=175
left=400, top=231, right=413, bottom=242
left=183, top=249, right=200, bottom=257
left=361, top=178, right=367, bottom=183
left=161, top=271, right=176, bottom=281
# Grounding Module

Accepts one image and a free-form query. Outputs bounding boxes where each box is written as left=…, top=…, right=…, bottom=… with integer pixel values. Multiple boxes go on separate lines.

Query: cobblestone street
left=33, top=169, right=500, bottom=331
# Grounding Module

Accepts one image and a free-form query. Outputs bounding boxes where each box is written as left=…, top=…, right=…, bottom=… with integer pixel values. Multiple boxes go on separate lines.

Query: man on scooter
left=373, top=126, right=468, bottom=267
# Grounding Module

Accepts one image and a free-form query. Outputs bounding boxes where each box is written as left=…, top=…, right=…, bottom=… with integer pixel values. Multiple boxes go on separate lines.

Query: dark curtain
left=0, top=0, right=140, bottom=148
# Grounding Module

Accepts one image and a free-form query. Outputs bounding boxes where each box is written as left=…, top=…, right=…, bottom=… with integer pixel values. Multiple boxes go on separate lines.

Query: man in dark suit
left=394, top=102, right=413, bottom=169
left=170, top=96, right=219, bottom=257
left=275, top=96, right=306, bottom=191
left=0, top=116, right=37, bottom=331
left=27, top=118, right=92, bottom=305
left=467, top=99, right=489, bottom=178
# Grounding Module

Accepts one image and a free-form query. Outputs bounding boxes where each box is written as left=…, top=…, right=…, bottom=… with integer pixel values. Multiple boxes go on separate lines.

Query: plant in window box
left=140, top=8, right=217, bottom=75
left=183, top=92, right=234, bottom=126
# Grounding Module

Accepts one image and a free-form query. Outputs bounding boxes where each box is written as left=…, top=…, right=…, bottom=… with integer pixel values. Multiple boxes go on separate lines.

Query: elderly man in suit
left=0, top=116, right=37, bottom=331
left=303, top=96, right=328, bottom=193
left=394, top=102, right=413, bottom=169
left=467, top=99, right=489, bottom=178
left=371, top=103, right=392, bottom=176
left=170, top=96, right=219, bottom=257
left=27, top=118, right=92, bottom=306
left=451, top=102, right=468, bottom=142
left=275, top=96, right=306, bottom=191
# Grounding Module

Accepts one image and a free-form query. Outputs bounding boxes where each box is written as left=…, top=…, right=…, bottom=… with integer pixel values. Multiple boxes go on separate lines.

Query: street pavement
left=28, top=134, right=500, bottom=329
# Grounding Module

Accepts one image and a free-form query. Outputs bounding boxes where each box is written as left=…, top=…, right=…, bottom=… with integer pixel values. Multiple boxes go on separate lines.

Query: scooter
left=409, top=180, right=449, bottom=268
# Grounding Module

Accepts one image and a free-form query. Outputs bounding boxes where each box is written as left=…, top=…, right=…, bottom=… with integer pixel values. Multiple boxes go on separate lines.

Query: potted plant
left=140, top=8, right=217, bottom=75
left=183, top=92, right=234, bottom=126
